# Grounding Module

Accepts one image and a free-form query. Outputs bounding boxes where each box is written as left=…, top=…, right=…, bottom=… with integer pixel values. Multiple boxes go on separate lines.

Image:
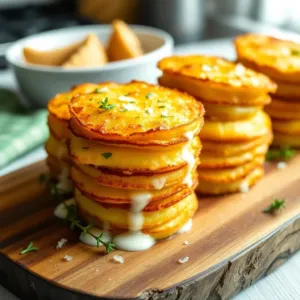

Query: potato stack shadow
left=67, top=81, right=205, bottom=242
left=235, top=34, right=300, bottom=148
left=158, top=55, right=276, bottom=195
left=45, top=83, right=100, bottom=193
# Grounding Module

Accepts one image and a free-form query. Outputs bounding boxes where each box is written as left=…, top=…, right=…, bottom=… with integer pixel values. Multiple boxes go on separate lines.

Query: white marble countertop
left=0, top=38, right=299, bottom=300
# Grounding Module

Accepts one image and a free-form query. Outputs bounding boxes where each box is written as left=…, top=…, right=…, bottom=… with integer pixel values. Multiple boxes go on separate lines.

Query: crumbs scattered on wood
left=56, top=238, right=68, bottom=249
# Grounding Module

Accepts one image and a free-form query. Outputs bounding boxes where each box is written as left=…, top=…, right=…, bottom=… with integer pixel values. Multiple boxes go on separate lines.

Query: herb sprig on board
left=265, top=146, right=296, bottom=161
left=20, top=242, right=39, bottom=255
left=39, top=173, right=65, bottom=200
left=263, top=198, right=286, bottom=214
left=63, top=202, right=115, bottom=253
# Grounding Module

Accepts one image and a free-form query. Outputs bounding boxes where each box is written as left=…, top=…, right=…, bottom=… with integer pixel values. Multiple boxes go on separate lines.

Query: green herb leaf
left=94, top=88, right=105, bottom=93
left=20, top=242, right=39, bottom=255
left=63, top=201, right=115, bottom=254
left=129, top=101, right=136, bottom=104
left=102, top=152, right=112, bottom=159
left=158, top=106, right=166, bottom=108
left=266, top=146, right=296, bottom=161
left=124, top=92, right=130, bottom=96
left=99, top=97, right=115, bottom=111
left=146, top=92, right=153, bottom=99
left=291, top=49, right=300, bottom=56
left=263, top=198, right=286, bottom=214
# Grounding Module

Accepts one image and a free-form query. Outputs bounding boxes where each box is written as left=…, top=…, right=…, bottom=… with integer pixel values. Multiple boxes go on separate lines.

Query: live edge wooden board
left=0, top=157, right=300, bottom=300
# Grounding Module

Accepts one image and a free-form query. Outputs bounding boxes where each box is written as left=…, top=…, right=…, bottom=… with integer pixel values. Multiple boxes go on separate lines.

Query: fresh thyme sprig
left=263, top=198, right=286, bottom=214
left=99, top=97, right=115, bottom=111
left=20, top=242, right=39, bottom=255
left=266, top=146, right=296, bottom=161
left=63, top=202, right=115, bottom=253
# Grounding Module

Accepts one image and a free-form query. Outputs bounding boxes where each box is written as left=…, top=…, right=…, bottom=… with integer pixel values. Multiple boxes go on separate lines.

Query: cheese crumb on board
left=113, top=255, right=124, bottom=264
left=64, top=255, right=73, bottom=262
left=178, top=256, right=189, bottom=264
left=56, top=238, right=68, bottom=249
left=277, top=162, right=286, bottom=169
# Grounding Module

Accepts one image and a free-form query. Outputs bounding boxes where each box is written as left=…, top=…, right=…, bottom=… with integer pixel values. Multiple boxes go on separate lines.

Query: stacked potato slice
left=235, top=34, right=300, bottom=148
left=46, top=83, right=100, bottom=192
left=68, top=81, right=204, bottom=245
left=158, top=55, right=276, bottom=195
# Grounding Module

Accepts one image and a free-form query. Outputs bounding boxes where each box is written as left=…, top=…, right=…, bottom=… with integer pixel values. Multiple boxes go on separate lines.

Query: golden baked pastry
left=107, top=19, right=143, bottom=61
left=62, top=34, right=108, bottom=67
left=67, top=81, right=204, bottom=246
left=158, top=54, right=273, bottom=195
left=196, top=167, right=263, bottom=195
left=235, top=34, right=300, bottom=83
left=265, top=98, right=300, bottom=120
left=158, top=55, right=276, bottom=104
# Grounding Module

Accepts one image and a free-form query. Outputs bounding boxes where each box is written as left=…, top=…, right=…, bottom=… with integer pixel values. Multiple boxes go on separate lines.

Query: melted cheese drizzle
left=177, top=219, right=193, bottom=234
left=54, top=198, right=75, bottom=219
left=182, top=132, right=195, bottom=187
left=113, top=191, right=155, bottom=251
left=57, top=163, right=73, bottom=193
left=152, top=176, right=167, bottom=190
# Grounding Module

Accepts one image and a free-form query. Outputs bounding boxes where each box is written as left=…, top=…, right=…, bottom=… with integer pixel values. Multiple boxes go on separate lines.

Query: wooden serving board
left=0, top=157, right=300, bottom=300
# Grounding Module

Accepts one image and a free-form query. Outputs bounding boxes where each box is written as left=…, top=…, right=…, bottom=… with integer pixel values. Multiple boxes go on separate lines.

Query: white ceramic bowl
left=6, top=25, right=174, bottom=107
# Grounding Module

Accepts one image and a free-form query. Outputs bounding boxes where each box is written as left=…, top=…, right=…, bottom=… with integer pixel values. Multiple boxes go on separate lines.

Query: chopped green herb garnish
left=63, top=202, right=115, bottom=253
left=124, top=92, right=130, bottom=96
left=157, top=100, right=165, bottom=103
left=20, top=242, right=38, bottom=255
left=145, top=109, right=150, bottom=114
left=291, top=49, right=300, bottom=56
left=129, top=101, right=136, bottom=104
left=266, top=146, right=296, bottom=161
left=158, top=105, right=166, bottom=108
left=102, top=152, right=112, bottom=159
left=146, top=92, right=153, bottom=99
left=263, top=198, right=286, bottom=214
left=99, top=97, right=115, bottom=111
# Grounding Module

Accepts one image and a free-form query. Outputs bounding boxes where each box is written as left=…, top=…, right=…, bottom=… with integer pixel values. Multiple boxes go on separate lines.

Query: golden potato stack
left=158, top=55, right=276, bottom=195
left=68, top=81, right=204, bottom=243
left=235, top=34, right=300, bottom=148
left=46, top=83, right=100, bottom=192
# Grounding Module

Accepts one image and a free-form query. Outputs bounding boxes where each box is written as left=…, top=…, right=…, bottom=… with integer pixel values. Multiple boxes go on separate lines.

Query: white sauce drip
left=113, top=232, right=155, bottom=252
left=80, top=227, right=112, bottom=246
left=121, top=103, right=141, bottom=112
left=113, top=191, right=155, bottom=251
left=152, top=176, right=167, bottom=190
left=182, top=132, right=195, bottom=187
left=54, top=198, right=75, bottom=219
left=239, top=182, right=249, bottom=193
left=118, top=95, right=136, bottom=102
left=57, top=163, right=73, bottom=193
left=177, top=219, right=193, bottom=234
left=98, top=87, right=109, bottom=92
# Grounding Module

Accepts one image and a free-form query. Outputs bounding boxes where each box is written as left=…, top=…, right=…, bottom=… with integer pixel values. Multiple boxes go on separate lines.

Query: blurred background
left=1, top=0, right=300, bottom=68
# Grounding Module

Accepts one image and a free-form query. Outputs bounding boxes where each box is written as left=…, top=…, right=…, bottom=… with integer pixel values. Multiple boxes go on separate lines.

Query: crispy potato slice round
left=45, top=134, right=69, bottom=161
left=275, top=81, right=300, bottom=99
left=196, top=167, right=263, bottom=195
left=200, top=111, right=271, bottom=142
left=69, top=134, right=201, bottom=173
left=204, top=101, right=263, bottom=121
left=75, top=189, right=196, bottom=230
left=201, top=132, right=272, bottom=156
left=73, top=160, right=198, bottom=190
left=79, top=193, right=198, bottom=240
left=71, top=165, right=197, bottom=205
left=200, top=144, right=268, bottom=168
left=265, top=98, right=300, bottom=120
left=158, top=55, right=276, bottom=105
left=197, top=155, right=264, bottom=183
left=235, top=34, right=300, bottom=83
left=272, top=131, right=300, bottom=148
left=107, top=19, right=143, bottom=61
left=69, top=81, right=204, bottom=143
left=272, top=119, right=300, bottom=135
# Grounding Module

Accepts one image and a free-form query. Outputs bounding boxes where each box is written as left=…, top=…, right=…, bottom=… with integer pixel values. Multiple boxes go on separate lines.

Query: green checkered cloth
left=0, top=89, right=48, bottom=169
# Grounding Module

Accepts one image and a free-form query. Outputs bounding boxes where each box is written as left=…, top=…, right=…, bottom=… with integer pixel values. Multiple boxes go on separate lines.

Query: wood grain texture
left=0, top=157, right=299, bottom=300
